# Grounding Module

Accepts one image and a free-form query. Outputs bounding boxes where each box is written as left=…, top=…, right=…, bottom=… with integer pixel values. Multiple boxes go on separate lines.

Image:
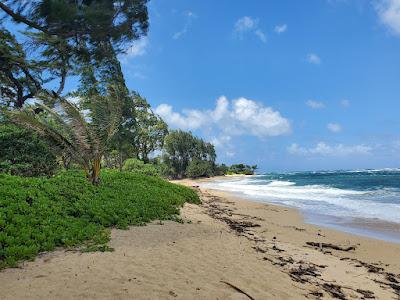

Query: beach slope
left=1, top=179, right=399, bottom=299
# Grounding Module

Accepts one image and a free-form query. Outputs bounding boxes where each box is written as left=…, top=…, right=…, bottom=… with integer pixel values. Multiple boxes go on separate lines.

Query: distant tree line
left=227, top=164, right=258, bottom=175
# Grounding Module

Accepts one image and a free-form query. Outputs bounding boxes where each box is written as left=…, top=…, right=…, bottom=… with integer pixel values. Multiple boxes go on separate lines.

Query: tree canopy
left=0, top=0, right=149, bottom=108
left=163, top=130, right=217, bottom=178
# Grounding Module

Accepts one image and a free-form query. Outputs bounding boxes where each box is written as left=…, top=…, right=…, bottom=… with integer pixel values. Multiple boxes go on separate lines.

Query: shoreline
left=183, top=180, right=400, bottom=298
left=1, top=177, right=399, bottom=299
left=195, top=175, right=400, bottom=244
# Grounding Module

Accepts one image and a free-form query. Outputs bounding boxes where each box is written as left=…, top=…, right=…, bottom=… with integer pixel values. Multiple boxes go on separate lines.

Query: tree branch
left=0, top=2, right=49, bottom=34
left=55, top=67, right=67, bottom=96
left=20, top=65, right=41, bottom=92
left=5, top=69, right=24, bottom=108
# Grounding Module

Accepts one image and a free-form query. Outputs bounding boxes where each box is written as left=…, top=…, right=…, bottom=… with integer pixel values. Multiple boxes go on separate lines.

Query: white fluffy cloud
left=233, top=16, right=267, bottom=43
left=155, top=96, right=291, bottom=138
left=307, top=53, right=321, bottom=64
left=288, top=142, right=372, bottom=156
left=234, top=16, right=257, bottom=32
left=126, top=37, right=148, bottom=57
left=274, top=24, right=288, bottom=34
left=255, top=29, right=267, bottom=43
left=173, top=11, right=197, bottom=40
left=155, top=104, right=206, bottom=130
left=306, top=100, right=325, bottom=109
left=327, top=123, right=342, bottom=133
left=375, top=0, right=400, bottom=35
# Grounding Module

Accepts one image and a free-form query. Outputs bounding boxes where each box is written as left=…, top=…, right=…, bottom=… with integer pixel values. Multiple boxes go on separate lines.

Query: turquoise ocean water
left=203, top=169, right=400, bottom=242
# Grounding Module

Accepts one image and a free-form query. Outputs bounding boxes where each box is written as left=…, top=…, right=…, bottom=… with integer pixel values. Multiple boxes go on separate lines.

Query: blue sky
left=118, top=0, right=400, bottom=172
left=10, top=0, right=400, bottom=172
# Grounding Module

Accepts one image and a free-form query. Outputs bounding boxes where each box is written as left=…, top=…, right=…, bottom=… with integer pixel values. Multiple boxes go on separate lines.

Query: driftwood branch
left=220, top=280, right=255, bottom=300
left=306, top=242, right=356, bottom=252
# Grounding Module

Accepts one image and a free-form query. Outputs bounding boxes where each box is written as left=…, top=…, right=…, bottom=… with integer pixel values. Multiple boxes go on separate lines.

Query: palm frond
left=8, top=107, right=88, bottom=169
left=90, top=84, right=123, bottom=151
left=58, top=97, right=94, bottom=153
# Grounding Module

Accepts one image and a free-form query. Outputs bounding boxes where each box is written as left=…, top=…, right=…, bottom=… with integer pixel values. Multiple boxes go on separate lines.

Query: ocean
left=202, top=169, right=400, bottom=242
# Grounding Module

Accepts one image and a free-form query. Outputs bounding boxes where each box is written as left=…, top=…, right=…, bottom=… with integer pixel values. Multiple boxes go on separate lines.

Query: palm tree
left=8, top=85, right=123, bottom=184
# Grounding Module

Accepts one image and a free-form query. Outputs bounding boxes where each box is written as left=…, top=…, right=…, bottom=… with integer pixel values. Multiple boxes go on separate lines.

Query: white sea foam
left=202, top=179, right=400, bottom=223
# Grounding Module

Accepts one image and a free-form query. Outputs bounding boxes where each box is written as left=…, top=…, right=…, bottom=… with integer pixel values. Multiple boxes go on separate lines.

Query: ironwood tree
left=0, top=0, right=149, bottom=108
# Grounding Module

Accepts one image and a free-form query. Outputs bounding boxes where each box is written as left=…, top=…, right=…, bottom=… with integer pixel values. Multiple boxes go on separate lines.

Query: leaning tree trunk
left=89, top=157, right=102, bottom=185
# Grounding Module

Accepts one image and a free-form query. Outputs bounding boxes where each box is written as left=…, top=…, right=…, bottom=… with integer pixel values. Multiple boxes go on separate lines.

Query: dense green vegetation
left=122, top=158, right=159, bottom=176
left=228, top=164, right=258, bottom=175
left=0, top=170, right=199, bottom=269
left=0, top=124, right=58, bottom=177
left=186, top=159, right=215, bottom=178
left=105, top=92, right=168, bottom=170
left=162, top=130, right=217, bottom=178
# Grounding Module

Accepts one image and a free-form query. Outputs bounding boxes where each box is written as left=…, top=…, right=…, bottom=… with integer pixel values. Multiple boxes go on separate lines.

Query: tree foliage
left=0, top=29, right=44, bottom=108
left=163, top=130, right=217, bottom=178
left=228, top=164, right=257, bottom=175
left=0, top=124, right=58, bottom=177
left=0, top=0, right=149, bottom=108
left=8, top=85, right=124, bottom=184
left=131, top=93, right=168, bottom=162
left=186, top=159, right=215, bottom=178
left=107, top=92, right=168, bottom=169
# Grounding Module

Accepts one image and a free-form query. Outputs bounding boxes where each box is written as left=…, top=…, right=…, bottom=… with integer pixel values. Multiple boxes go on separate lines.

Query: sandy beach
left=1, top=177, right=400, bottom=299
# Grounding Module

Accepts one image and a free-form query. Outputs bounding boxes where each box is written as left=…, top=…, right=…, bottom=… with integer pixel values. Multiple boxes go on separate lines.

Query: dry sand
left=1, top=177, right=400, bottom=299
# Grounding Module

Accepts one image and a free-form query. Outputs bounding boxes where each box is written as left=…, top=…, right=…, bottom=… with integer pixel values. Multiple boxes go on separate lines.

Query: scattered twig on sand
left=307, top=291, right=324, bottom=298
left=289, top=265, right=321, bottom=283
left=252, top=246, right=267, bottom=253
left=341, top=257, right=385, bottom=273
left=306, top=242, right=356, bottom=252
left=373, top=279, right=400, bottom=296
left=220, top=280, right=255, bottom=300
left=272, top=245, right=285, bottom=252
left=321, top=283, right=347, bottom=300
left=356, top=289, right=375, bottom=299
left=386, top=273, right=400, bottom=284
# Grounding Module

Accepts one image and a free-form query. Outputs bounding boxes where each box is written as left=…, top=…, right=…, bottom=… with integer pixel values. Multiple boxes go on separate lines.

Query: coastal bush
left=0, top=170, right=199, bottom=269
left=186, top=160, right=214, bottom=178
left=122, top=158, right=159, bottom=176
left=0, top=124, right=58, bottom=177
left=214, top=163, right=229, bottom=176
left=229, top=164, right=257, bottom=175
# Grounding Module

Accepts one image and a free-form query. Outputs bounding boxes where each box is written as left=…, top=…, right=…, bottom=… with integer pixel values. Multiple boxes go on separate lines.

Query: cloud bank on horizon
left=287, top=142, right=373, bottom=157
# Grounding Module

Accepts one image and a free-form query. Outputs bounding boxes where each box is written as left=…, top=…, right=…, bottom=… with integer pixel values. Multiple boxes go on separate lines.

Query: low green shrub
left=0, top=124, right=58, bottom=177
left=122, top=158, right=159, bottom=176
left=0, top=170, right=199, bottom=269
